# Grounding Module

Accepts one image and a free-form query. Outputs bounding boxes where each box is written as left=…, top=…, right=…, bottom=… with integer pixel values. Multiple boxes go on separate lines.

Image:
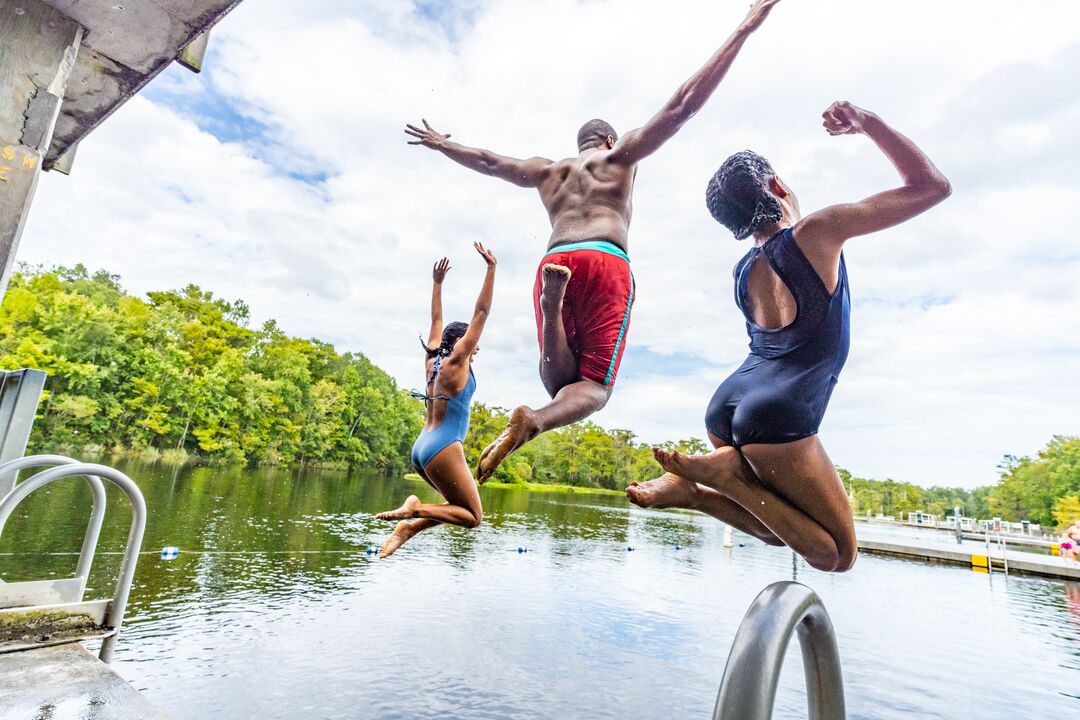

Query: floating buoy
left=160, top=546, right=180, bottom=560
left=676, top=544, right=681, bottom=550
left=517, top=547, right=527, bottom=554
left=626, top=546, right=634, bottom=552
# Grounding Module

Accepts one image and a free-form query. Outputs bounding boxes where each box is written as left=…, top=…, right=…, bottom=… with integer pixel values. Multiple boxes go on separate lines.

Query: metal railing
left=0, top=460, right=146, bottom=663
left=713, top=581, right=845, bottom=720
left=0, top=370, right=48, bottom=496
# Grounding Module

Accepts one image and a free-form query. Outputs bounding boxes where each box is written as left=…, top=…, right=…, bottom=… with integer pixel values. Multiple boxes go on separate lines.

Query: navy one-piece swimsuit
left=705, top=228, right=850, bottom=447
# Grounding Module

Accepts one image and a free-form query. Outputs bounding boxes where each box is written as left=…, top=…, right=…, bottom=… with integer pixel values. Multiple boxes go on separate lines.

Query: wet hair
left=706, top=150, right=784, bottom=240
left=577, top=119, right=618, bottom=150
left=420, top=321, right=469, bottom=358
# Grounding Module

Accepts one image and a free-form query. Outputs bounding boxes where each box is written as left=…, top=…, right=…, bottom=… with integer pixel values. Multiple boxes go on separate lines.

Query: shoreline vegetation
left=2, top=266, right=1077, bottom=529
left=404, top=472, right=627, bottom=497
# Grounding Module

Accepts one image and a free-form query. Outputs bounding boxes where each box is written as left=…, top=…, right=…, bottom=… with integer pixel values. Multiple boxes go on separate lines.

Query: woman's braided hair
left=420, top=321, right=469, bottom=358
left=705, top=150, right=783, bottom=241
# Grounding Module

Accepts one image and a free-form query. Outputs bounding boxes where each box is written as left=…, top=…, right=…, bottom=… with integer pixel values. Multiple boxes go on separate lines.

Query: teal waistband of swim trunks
left=544, top=239, right=630, bottom=263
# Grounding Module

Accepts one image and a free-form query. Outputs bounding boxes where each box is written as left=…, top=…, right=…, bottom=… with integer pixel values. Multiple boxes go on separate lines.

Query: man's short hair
left=577, top=119, right=618, bottom=150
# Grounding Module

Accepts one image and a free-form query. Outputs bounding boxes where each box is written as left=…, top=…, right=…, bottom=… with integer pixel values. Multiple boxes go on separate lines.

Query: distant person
left=627, top=102, right=951, bottom=573
left=376, top=243, right=497, bottom=558
left=1061, top=521, right=1080, bottom=562
left=404, top=0, right=784, bottom=483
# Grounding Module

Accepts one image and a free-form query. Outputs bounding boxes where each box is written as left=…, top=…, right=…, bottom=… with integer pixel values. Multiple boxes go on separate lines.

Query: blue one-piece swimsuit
left=705, top=228, right=850, bottom=447
left=411, top=356, right=476, bottom=471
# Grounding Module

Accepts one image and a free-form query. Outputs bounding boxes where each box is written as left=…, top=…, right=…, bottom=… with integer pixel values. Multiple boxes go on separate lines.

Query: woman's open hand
left=474, top=242, right=496, bottom=267
left=432, top=257, right=451, bottom=283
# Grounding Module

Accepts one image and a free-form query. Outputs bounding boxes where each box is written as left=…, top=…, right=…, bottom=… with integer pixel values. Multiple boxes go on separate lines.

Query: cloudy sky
left=19, top=0, right=1080, bottom=488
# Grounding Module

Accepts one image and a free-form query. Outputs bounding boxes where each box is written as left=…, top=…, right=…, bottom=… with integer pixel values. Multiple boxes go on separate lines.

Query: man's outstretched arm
left=405, top=119, right=552, bottom=188
left=608, top=0, right=783, bottom=166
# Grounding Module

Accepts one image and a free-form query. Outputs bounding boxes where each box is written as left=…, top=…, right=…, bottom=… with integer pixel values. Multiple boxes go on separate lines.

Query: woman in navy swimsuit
left=377, top=242, right=497, bottom=558
left=626, top=101, right=951, bottom=572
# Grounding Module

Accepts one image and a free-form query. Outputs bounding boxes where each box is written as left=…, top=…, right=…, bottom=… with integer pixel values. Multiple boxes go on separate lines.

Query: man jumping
left=405, top=0, right=783, bottom=482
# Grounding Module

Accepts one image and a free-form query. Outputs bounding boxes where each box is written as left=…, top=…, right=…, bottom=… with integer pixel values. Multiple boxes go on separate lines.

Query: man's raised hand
left=432, top=257, right=451, bottom=284
left=405, top=119, right=451, bottom=149
left=741, top=0, right=783, bottom=32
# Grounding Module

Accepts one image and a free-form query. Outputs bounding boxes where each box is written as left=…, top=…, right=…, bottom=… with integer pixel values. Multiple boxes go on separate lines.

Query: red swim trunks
left=532, top=240, right=635, bottom=386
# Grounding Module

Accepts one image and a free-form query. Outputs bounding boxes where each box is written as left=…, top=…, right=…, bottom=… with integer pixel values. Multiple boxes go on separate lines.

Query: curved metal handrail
left=0, top=454, right=107, bottom=584
left=0, top=463, right=146, bottom=663
left=713, top=581, right=845, bottom=720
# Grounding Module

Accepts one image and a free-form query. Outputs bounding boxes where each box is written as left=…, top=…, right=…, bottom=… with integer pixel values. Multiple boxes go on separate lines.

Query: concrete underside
left=0, top=643, right=167, bottom=719
left=38, top=0, right=243, bottom=168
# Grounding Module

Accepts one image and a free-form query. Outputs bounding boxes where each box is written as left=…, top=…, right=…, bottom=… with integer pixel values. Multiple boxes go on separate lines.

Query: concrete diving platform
left=858, top=537, right=1080, bottom=580
left=0, top=643, right=166, bottom=719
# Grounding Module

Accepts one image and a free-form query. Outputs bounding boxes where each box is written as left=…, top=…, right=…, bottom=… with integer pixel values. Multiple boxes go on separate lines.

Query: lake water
left=2, top=462, right=1078, bottom=718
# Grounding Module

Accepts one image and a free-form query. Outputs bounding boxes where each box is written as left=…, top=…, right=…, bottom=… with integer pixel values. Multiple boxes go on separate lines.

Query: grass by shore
left=403, top=473, right=626, bottom=497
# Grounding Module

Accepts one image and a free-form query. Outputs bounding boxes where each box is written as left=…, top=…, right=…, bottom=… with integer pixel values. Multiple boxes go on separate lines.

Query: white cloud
left=18, top=0, right=1080, bottom=488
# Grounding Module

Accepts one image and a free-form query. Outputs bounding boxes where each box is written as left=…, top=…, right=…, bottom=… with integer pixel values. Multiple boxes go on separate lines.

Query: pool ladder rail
left=0, top=455, right=146, bottom=664
left=714, top=581, right=845, bottom=720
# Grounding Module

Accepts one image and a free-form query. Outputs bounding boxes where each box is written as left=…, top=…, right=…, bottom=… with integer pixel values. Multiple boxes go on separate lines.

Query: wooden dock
left=0, top=644, right=167, bottom=719
left=858, top=537, right=1080, bottom=580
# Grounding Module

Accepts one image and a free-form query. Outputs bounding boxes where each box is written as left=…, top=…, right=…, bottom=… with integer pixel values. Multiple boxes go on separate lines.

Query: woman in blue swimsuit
left=377, top=242, right=497, bottom=558
left=626, top=101, right=951, bottom=572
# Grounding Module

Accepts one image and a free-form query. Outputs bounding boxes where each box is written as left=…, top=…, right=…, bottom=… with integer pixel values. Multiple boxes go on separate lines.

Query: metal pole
left=0, top=369, right=48, bottom=496
left=714, top=582, right=845, bottom=720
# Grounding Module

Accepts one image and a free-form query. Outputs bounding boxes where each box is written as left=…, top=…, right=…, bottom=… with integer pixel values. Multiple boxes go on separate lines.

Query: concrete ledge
left=0, top=643, right=167, bottom=719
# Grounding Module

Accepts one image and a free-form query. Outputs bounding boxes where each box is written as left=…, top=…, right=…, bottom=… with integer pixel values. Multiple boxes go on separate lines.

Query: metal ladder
left=0, top=369, right=146, bottom=663
left=713, top=581, right=846, bottom=720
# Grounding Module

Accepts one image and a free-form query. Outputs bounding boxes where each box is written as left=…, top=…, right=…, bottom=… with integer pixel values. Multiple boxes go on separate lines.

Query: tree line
left=2, top=266, right=1076, bottom=528
left=1, top=266, right=421, bottom=469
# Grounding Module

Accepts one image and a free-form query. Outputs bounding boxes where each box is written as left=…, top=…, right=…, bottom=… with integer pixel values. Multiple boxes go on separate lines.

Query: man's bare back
left=537, top=153, right=636, bottom=253
left=404, top=0, right=784, bottom=481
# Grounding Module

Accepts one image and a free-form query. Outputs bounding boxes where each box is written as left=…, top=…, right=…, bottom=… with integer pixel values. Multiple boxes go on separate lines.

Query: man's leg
left=537, top=263, right=578, bottom=396
left=478, top=264, right=613, bottom=482
left=477, top=379, right=611, bottom=482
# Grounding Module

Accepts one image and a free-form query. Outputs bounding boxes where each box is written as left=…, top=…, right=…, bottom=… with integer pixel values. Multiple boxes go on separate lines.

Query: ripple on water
left=6, top=465, right=1077, bottom=719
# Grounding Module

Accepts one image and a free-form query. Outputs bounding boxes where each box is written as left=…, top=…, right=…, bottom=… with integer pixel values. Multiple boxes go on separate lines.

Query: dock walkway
left=858, top=536, right=1080, bottom=580
left=0, top=643, right=167, bottom=720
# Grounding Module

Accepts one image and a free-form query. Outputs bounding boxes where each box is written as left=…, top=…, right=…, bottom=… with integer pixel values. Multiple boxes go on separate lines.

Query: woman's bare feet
left=375, top=495, right=422, bottom=521
left=652, top=447, right=741, bottom=493
left=477, top=405, right=539, bottom=483
left=539, top=264, right=571, bottom=315
left=378, top=520, right=420, bottom=559
left=625, top=473, right=702, bottom=510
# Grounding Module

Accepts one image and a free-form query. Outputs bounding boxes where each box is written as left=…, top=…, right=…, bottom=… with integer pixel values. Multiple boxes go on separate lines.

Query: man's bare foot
left=625, top=473, right=701, bottom=510
left=378, top=520, right=420, bottom=559
left=375, top=495, right=422, bottom=521
left=477, top=405, right=540, bottom=483
left=539, top=264, right=571, bottom=315
left=652, top=447, right=740, bottom=492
